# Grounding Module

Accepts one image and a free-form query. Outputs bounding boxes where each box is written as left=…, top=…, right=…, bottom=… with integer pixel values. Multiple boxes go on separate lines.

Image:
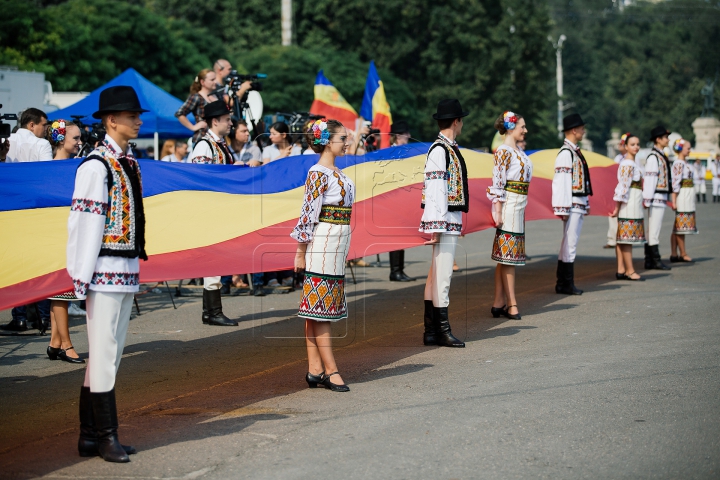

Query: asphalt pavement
left=1, top=201, right=719, bottom=479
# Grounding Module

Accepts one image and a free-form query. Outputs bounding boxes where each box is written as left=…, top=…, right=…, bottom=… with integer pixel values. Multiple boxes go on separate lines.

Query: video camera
left=225, top=71, right=266, bottom=94
left=71, top=115, right=107, bottom=157
left=0, top=104, right=18, bottom=140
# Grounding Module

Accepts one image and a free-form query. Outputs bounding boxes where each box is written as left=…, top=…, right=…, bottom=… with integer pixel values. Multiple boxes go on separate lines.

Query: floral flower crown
left=49, top=120, right=67, bottom=144
left=503, top=111, right=518, bottom=131
left=673, top=138, right=686, bottom=153
left=620, top=132, right=632, bottom=146
left=309, top=119, right=331, bottom=146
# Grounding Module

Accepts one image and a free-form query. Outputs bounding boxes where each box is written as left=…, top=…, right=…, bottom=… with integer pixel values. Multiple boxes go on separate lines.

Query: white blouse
left=66, top=135, right=140, bottom=299
left=613, top=158, right=642, bottom=203
left=486, top=144, right=533, bottom=203
left=290, top=164, right=355, bottom=243
left=671, top=159, right=693, bottom=193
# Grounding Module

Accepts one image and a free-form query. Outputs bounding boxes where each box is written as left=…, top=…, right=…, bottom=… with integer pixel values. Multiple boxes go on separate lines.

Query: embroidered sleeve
left=643, top=154, right=659, bottom=204
left=671, top=161, right=684, bottom=193
left=613, top=163, right=633, bottom=203
left=189, top=141, right=213, bottom=164
left=66, top=161, right=108, bottom=299
left=552, top=149, right=573, bottom=215
left=291, top=170, right=329, bottom=243
left=175, top=94, right=200, bottom=118
left=420, top=146, right=450, bottom=233
left=486, top=148, right=512, bottom=203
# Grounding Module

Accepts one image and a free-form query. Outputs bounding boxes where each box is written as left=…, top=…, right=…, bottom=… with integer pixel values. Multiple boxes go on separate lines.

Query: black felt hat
left=203, top=100, right=231, bottom=119
left=650, top=125, right=670, bottom=140
left=92, top=86, right=149, bottom=119
left=562, top=113, right=585, bottom=131
left=432, top=99, right=469, bottom=120
left=390, top=120, right=410, bottom=134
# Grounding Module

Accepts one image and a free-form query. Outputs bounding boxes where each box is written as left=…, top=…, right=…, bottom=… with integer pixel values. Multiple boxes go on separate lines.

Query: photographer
left=227, top=119, right=261, bottom=166
left=6, top=108, right=52, bottom=162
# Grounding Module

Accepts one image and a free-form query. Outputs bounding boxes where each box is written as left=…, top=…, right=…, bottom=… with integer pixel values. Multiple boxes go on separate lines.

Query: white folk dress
left=672, top=159, right=698, bottom=235
left=487, top=145, right=533, bottom=265
left=291, top=164, right=355, bottom=321
left=613, top=158, right=646, bottom=244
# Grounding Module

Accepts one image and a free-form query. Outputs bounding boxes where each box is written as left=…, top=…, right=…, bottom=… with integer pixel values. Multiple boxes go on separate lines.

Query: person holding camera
left=188, top=99, right=239, bottom=326
left=228, top=119, right=262, bottom=166
left=68, top=86, right=149, bottom=463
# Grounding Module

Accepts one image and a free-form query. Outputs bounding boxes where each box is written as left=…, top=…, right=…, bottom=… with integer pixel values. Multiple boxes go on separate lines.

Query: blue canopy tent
left=47, top=68, right=194, bottom=158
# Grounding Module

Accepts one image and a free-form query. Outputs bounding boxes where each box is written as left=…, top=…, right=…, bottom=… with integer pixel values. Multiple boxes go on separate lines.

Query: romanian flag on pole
left=360, top=61, right=393, bottom=149
left=309, top=70, right=359, bottom=128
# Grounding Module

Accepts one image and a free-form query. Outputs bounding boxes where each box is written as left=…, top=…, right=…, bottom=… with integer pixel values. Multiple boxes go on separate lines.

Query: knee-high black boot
left=201, top=289, right=210, bottom=324
left=651, top=245, right=671, bottom=270
left=702, top=193, right=707, bottom=203
left=205, top=289, right=237, bottom=326
left=555, top=260, right=565, bottom=293
left=91, top=389, right=130, bottom=463
left=389, top=250, right=413, bottom=281
left=556, top=261, right=582, bottom=295
left=423, top=300, right=438, bottom=346
left=644, top=244, right=653, bottom=270
left=79, top=386, right=135, bottom=457
left=432, top=307, right=465, bottom=348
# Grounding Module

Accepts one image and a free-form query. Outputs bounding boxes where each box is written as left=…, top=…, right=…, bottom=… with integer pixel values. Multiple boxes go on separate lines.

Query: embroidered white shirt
left=6, top=128, right=53, bottom=163
left=486, top=144, right=533, bottom=203
left=291, top=164, right=355, bottom=243
left=671, top=159, right=693, bottom=193
left=66, top=135, right=140, bottom=299
left=613, top=157, right=642, bottom=203
left=552, top=139, right=589, bottom=215
left=419, top=134, right=463, bottom=235
left=642, top=147, right=670, bottom=207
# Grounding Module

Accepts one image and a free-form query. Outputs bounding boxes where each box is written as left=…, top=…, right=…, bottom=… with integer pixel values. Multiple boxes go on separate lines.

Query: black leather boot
left=432, top=307, right=465, bottom=348
left=423, top=300, right=438, bottom=346
left=389, top=250, right=413, bottom=281
left=644, top=244, right=654, bottom=270
left=90, top=389, right=130, bottom=463
left=79, top=386, right=135, bottom=457
left=651, top=245, right=671, bottom=270
left=696, top=193, right=701, bottom=202
left=565, top=262, right=583, bottom=295
left=205, top=289, right=238, bottom=326
left=703, top=193, right=707, bottom=203
left=0, top=318, right=28, bottom=331
left=201, top=289, right=210, bottom=324
left=554, top=260, right=567, bottom=294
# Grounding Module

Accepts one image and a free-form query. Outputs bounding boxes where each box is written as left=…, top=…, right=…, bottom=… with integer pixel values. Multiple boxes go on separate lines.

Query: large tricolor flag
left=360, top=61, right=393, bottom=149
left=309, top=70, right=359, bottom=128
left=0, top=148, right=618, bottom=311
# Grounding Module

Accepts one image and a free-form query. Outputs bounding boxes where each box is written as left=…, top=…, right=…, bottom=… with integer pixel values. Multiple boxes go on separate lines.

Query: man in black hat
left=66, top=85, right=148, bottom=462
left=642, top=126, right=672, bottom=270
left=387, top=120, right=415, bottom=282
left=552, top=113, right=592, bottom=295
left=188, top=99, right=238, bottom=326
left=419, top=99, right=469, bottom=348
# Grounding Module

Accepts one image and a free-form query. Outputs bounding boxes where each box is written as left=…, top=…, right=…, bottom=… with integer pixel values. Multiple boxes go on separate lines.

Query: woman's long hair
left=190, top=68, right=213, bottom=94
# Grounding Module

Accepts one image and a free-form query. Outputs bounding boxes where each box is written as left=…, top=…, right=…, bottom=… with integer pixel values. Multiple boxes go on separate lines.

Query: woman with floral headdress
left=604, top=133, right=629, bottom=249
left=487, top=111, right=532, bottom=320
left=609, top=133, right=645, bottom=281
left=44, top=120, right=85, bottom=363
left=669, top=138, right=698, bottom=262
left=291, top=119, right=354, bottom=392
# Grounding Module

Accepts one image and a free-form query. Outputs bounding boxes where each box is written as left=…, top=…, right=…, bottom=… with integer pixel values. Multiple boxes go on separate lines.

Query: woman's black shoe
left=321, top=372, right=350, bottom=392
left=669, top=255, right=680, bottom=263
left=58, top=346, right=85, bottom=364
left=490, top=305, right=507, bottom=318
left=616, top=272, right=628, bottom=280
left=504, top=305, right=522, bottom=320
left=47, top=345, right=61, bottom=360
left=305, top=372, right=325, bottom=388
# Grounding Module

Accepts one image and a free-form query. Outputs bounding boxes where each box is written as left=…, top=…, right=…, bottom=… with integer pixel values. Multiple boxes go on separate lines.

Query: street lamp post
left=549, top=34, right=567, bottom=139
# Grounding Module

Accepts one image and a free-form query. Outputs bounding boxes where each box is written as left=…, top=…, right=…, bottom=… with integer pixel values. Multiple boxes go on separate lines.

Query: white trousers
left=606, top=216, right=618, bottom=246
left=647, top=205, right=665, bottom=246
left=694, top=181, right=706, bottom=195
left=559, top=212, right=584, bottom=263
left=427, top=234, right=458, bottom=308
left=204, top=276, right=221, bottom=291
left=712, top=178, right=720, bottom=196
left=83, top=291, right=134, bottom=393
